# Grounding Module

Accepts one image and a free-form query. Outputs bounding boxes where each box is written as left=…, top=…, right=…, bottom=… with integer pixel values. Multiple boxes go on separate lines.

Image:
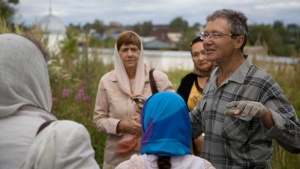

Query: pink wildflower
left=83, top=95, right=90, bottom=101
left=52, top=97, right=58, bottom=103
left=75, top=88, right=85, bottom=100
left=62, top=88, right=71, bottom=98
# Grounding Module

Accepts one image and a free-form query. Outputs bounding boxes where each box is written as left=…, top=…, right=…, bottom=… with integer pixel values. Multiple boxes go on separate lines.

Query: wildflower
left=52, top=97, right=58, bottom=103
left=75, top=88, right=85, bottom=100
left=62, top=88, right=71, bottom=98
left=83, top=95, right=90, bottom=101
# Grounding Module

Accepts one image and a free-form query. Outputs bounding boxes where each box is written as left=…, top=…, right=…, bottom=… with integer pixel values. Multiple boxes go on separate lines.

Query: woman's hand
left=117, top=118, right=142, bottom=136
left=131, top=115, right=141, bottom=124
left=194, top=134, right=204, bottom=156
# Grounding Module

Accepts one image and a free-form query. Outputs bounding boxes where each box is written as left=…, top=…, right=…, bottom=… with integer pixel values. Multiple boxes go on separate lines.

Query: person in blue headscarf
left=116, top=91, right=215, bottom=169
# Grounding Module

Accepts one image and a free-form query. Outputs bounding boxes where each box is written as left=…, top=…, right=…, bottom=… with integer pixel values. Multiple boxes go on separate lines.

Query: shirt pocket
left=221, top=117, right=250, bottom=148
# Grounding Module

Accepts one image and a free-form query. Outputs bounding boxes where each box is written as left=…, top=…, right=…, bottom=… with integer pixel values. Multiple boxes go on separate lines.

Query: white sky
left=15, top=0, right=300, bottom=26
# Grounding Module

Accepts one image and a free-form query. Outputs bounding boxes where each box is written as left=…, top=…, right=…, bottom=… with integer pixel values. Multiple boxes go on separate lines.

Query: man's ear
left=235, top=35, right=244, bottom=49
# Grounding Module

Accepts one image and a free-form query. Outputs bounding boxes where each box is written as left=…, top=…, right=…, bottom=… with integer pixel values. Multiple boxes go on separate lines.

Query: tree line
left=1, top=0, right=300, bottom=56
left=70, top=18, right=300, bottom=57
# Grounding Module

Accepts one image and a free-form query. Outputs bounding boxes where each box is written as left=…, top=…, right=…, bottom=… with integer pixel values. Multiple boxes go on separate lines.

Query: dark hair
left=116, top=31, right=141, bottom=51
left=157, top=156, right=171, bottom=169
left=190, top=36, right=203, bottom=48
left=190, top=36, right=203, bottom=55
left=206, top=9, right=249, bottom=52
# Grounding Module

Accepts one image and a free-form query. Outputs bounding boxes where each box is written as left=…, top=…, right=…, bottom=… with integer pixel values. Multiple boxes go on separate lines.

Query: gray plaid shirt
left=190, top=57, right=300, bottom=169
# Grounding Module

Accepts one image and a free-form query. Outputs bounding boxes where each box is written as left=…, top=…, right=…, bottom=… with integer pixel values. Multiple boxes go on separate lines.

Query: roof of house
left=141, top=37, right=176, bottom=50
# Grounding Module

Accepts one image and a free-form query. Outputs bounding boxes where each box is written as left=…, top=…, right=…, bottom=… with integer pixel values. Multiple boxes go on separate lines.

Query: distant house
left=91, top=24, right=182, bottom=50
left=146, top=25, right=182, bottom=50
left=141, top=37, right=175, bottom=50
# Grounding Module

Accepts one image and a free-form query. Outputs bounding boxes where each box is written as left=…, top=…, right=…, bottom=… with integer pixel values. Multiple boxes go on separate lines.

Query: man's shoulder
left=248, top=65, right=272, bottom=78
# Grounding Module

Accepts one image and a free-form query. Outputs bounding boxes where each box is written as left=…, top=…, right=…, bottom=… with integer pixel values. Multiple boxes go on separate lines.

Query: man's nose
left=203, top=37, right=213, bottom=44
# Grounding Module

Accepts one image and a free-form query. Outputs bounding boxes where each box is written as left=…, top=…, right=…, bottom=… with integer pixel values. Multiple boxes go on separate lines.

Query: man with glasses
left=189, top=9, right=300, bottom=168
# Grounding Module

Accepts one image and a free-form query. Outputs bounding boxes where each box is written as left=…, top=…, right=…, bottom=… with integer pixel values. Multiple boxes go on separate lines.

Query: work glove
left=224, top=101, right=266, bottom=118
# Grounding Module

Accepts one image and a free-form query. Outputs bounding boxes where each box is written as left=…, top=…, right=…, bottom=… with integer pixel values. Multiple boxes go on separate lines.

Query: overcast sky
left=15, top=0, right=300, bottom=27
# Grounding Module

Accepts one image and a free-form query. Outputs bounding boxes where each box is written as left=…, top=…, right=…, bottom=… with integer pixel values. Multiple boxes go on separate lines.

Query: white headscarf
left=0, top=33, right=52, bottom=118
left=113, top=31, right=145, bottom=96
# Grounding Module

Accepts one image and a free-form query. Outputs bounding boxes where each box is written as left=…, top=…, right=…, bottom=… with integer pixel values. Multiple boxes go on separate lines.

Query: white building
left=38, top=10, right=66, bottom=53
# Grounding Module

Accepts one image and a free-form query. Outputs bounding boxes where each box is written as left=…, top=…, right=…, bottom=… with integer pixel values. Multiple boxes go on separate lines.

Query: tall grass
left=1, top=24, right=299, bottom=168
left=250, top=54, right=300, bottom=169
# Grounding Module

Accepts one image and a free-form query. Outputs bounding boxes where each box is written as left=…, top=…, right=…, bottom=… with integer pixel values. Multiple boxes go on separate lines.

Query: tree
left=83, top=19, right=105, bottom=34
left=107, top=21, right=122, bottom=29
left=68, top=23, right=81, bottom=30
left=178, top=27, right=198, bottom=51
left=287, top=24, right=300, bottom=40
left=191, top=22, right=202, bottom=31
left=132, top=21, right=152, bottom=36
left=169, top=17, right=189, bottom=32
left=273, top=20, right=291, bottom=44
left=0, top=0, right=19, bottom=25
left=248, top=24, right=290, bottom=56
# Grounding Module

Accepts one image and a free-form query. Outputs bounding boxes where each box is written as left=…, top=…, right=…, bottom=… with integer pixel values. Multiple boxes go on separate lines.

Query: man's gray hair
left=207, top=9, right=249, bottom=51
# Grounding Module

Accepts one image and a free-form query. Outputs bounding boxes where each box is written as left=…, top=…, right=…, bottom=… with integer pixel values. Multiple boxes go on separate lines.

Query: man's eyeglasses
left=199, top=32, right=239, bottom=40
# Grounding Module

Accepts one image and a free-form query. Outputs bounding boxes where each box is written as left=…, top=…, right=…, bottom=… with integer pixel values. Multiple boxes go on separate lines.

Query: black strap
left=149, top=69, right=159, bottom=94
left=36, top=120, right=55, bottom=135
left=194, top=78, right=203, bottom=94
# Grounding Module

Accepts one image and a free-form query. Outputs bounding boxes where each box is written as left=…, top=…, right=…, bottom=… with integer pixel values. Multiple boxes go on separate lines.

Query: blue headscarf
left=140, top=91, right=191, bottom=156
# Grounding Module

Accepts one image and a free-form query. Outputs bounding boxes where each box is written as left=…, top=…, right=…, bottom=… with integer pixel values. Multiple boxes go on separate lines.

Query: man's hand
left=224, top=101, right=267, bottom=118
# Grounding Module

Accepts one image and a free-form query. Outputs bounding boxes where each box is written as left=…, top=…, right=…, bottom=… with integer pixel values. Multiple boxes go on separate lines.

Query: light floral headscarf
left=0, top=33, right=52, bottom=118
left=113, top=31, right=145, bottom=96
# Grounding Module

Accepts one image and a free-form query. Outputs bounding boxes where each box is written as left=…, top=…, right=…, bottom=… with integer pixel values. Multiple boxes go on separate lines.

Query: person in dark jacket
left=177, top=36, right=216, bottom=156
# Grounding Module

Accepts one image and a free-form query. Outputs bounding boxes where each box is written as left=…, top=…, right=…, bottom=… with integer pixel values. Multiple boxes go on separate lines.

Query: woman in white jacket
left=0, top=33, right=100, bottom=169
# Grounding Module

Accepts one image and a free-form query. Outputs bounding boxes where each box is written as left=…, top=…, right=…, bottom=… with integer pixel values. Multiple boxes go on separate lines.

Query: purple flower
left=75, top=88, right=85, bottom=100
left=62, top=88, right=71, bottom=98
left=83, top=95, right=90, bottom=101
left=52, top=97, right=58, bottom=103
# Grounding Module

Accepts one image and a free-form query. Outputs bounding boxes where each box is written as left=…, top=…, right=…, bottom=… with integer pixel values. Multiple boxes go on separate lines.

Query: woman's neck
left=126, top=68, right=136, bottom=79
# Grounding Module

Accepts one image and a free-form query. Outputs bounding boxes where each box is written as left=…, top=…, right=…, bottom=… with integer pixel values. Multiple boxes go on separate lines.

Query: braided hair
left=157, top=156, right=171, bottom=169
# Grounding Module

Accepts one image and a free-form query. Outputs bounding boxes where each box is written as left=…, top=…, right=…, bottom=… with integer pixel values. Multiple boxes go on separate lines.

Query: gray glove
left=224, top=101, right=266, bottom=118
